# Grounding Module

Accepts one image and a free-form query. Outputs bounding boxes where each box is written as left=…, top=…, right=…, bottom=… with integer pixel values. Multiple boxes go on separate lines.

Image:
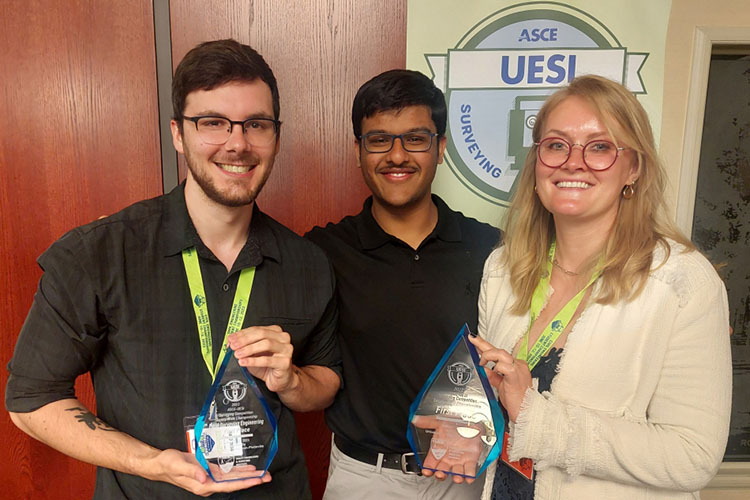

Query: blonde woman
left=470, top=75, right=731, bottom=499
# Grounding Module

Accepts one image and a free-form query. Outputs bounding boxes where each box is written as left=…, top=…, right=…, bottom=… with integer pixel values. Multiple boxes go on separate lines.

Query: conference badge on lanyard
left=181, top=247, right=278, bottom=481
left=500, top=241, right=601, bottom=481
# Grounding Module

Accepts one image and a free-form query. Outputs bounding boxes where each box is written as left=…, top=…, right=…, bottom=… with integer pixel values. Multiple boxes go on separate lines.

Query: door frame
left=677, top=25, right=750, bottom=490
left=675, top=26, right=750, bottom=236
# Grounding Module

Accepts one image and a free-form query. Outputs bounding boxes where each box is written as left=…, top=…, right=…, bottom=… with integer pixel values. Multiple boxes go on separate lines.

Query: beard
left=183, top=146, right=272, bottom=208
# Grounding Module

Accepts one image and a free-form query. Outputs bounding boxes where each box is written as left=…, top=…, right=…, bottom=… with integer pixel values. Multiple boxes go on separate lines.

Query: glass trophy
left=192, top=349, right=278, bottom=482
left=407, top=324, right=503, bottom=478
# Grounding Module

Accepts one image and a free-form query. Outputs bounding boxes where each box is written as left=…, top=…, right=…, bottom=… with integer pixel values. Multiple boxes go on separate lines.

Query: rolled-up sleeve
left=6, top=231, right=107, bottom=412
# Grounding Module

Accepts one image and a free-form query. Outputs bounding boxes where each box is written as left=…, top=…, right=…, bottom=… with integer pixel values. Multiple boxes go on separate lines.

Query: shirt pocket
left=255, top=316, right=315, bottom=346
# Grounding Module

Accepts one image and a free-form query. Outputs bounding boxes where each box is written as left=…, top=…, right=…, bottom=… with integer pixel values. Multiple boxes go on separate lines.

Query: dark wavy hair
left=351, top=69, right=446, bottom=138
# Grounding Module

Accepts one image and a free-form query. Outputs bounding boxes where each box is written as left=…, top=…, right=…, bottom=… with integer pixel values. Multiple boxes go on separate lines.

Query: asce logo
left=426, top=2, right=647, bottom=206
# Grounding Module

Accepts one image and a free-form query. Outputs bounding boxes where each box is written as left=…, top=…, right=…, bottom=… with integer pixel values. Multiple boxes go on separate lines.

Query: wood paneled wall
left=170, top=0, right=406, bottom=233
left=1, top=1, right=406, bottom=498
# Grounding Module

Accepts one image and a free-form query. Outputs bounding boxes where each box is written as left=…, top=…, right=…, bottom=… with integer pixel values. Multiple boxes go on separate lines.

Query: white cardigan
left=479, top=242, right=732, bottom=500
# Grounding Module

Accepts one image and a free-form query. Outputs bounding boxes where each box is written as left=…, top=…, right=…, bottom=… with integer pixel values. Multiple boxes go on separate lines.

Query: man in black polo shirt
left=6, top=39, right=340, bottom=499
left=306, top=70, right=499, bottom=499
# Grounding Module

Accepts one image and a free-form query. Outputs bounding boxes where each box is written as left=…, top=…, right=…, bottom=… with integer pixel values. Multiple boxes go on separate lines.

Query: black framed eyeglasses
left=534, top=137, right=627, bottom=171
left=358, top=132, right=438, bottom=153
left=183, top=115, right=281, bottom=146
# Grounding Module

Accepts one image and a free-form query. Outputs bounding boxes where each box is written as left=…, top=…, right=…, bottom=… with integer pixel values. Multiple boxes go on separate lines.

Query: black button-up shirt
left=306, top=195, right=499, bottom=454
left=6, top=184, right=340, bottom=499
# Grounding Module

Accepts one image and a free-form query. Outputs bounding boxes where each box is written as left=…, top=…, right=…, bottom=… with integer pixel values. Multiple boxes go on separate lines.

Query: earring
left=534, top=185, right=538, bottom=193
left=622, top=182, right=635, bottom=199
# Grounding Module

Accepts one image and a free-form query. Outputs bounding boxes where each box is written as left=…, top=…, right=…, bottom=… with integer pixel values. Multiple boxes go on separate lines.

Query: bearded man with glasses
left=7, top=39, right=341, bottom=500
left=306, top=69, right=500, bottom=499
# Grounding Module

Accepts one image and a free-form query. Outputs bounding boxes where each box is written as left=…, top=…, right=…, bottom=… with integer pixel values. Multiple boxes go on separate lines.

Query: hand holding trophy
left=407, top=325, right=503, bottom=481
left=190, top=350, right=278, bottom=482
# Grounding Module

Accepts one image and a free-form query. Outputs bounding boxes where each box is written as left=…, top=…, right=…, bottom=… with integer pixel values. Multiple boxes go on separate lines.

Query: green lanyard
left=181, top=247, right=256, bottom=380
left=517, top=241, right=601, bottom=371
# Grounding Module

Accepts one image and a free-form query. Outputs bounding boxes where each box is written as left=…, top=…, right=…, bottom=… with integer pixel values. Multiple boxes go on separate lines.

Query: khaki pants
left=323, top=436, right=485, bottom=500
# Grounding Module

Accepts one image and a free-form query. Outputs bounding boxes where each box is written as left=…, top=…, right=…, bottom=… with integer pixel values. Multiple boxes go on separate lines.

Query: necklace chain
left=552, top=258, right=580, bottom=276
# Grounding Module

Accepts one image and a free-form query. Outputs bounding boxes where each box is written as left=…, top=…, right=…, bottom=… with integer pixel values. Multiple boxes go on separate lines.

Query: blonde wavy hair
left=502, top=75, right=693, bottom=314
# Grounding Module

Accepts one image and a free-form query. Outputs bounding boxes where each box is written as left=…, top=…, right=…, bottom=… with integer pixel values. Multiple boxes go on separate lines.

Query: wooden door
left=0, top=1, right=162, bottom=498
left=169, top=2, right=407, bottom=496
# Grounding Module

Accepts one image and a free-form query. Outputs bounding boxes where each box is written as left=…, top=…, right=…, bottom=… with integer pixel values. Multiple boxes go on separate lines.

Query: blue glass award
left=193, top=349, right=278, bottom=481
left=407, top=324, right=503, bottom=478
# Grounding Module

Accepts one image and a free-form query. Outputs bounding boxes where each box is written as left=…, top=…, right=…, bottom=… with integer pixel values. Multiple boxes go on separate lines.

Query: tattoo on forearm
left=65, top=406, right=116, bottom=432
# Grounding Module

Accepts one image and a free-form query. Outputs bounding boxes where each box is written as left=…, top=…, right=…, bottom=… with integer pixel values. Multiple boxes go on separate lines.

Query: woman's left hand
left=469, top=335, right=533, bottom=423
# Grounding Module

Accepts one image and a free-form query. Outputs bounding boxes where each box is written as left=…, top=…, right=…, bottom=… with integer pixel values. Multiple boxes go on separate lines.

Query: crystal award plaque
left=193, top=349, right=278, bottom=482
left=407, top=324, right=503, bottom=478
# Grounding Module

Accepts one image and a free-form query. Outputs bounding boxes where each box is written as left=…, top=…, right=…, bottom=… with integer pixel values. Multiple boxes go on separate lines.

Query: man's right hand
left=148, top=449, right=272, bottom=496
left=9, top=399, right=271, bottom=498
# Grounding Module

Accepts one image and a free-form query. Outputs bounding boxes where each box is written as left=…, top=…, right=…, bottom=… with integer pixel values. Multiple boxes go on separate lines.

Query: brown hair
left=171, top=39, right=279, bottom=123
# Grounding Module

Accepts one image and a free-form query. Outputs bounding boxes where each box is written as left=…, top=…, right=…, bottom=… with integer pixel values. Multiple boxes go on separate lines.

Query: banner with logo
left=407, top=0, right=671, bottom=226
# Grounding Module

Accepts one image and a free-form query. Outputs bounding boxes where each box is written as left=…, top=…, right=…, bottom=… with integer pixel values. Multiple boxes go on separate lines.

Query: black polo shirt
left=6, top=184, right=340, bottom=500
left=306, top=195, right=499, bottom=454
